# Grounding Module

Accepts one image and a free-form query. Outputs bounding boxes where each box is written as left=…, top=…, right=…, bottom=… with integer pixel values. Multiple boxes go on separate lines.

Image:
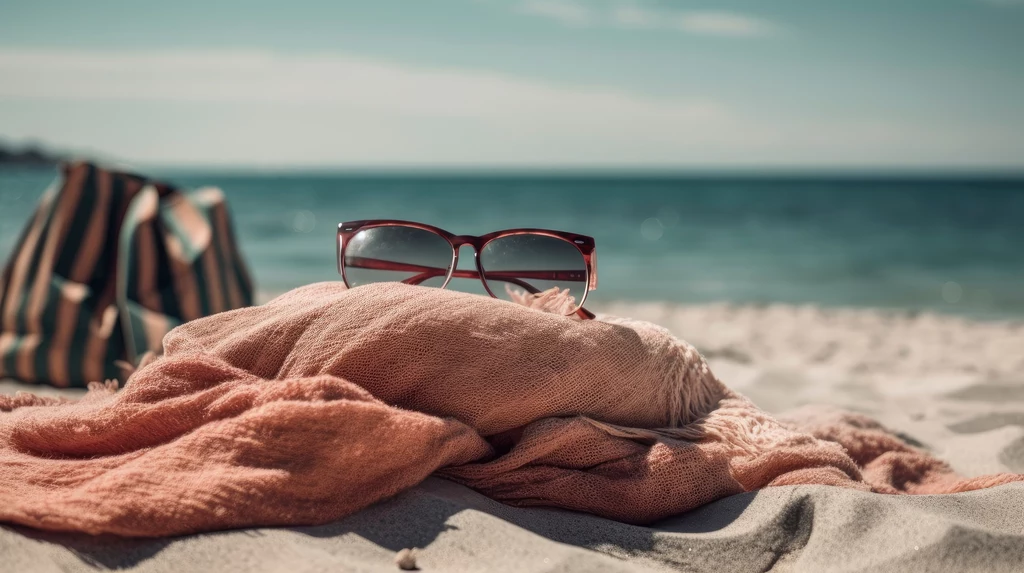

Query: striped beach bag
left=0, top=161, right=254, bottom=387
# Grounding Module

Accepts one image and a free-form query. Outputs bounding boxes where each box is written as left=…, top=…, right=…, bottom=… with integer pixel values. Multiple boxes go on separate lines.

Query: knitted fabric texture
left=0, top=282, right=1020, bottom=536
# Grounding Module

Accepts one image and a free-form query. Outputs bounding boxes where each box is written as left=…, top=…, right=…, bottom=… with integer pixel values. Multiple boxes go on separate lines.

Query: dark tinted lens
left=479, top=234, right=588, bottom=314
left=343, top=226, right=453, bottom=288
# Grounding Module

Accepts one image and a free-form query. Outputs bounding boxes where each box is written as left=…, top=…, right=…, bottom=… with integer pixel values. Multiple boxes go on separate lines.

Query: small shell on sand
left=395, top=548, right=418, bottom=570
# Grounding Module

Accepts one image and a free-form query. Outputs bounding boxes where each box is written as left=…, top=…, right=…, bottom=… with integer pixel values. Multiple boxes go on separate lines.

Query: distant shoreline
left=0, top=145, right=63, bottom=167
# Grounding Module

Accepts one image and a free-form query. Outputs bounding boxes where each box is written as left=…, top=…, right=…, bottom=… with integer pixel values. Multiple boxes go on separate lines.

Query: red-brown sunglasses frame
left=336, top=220, right=597, bottom=319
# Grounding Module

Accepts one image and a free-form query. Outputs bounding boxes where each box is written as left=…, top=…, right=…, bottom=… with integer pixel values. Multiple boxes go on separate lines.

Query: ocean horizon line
left=142, top=165, right=1024, bottom=181
left=5, top=162, right=1024, bottom=182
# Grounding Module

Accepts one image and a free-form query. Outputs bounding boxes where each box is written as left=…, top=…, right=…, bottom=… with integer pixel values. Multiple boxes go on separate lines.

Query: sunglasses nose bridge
left=453, top=243, right=477, bottom=263
left=449, top=235, right=476, bottom=248
left=450, top=236, right=483, bottom=257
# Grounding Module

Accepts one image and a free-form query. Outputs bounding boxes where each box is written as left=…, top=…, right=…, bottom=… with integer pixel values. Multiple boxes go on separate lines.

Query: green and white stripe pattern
left=0, top=162, right=254, bottom=387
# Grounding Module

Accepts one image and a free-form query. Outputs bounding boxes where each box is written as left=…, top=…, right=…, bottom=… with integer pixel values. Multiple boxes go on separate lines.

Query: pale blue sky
left=1, top=0, right=1022, bottom=169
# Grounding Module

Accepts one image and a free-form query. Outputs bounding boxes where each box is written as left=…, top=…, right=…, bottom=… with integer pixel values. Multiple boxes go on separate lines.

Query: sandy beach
left=596, top=302, right=1024, bottom=477
left=2, top=301, right=1023, bottom=572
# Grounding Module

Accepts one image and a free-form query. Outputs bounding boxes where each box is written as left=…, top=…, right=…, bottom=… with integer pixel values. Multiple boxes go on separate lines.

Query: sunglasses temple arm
left=345, top=256, right=594, bottom=319
left=348, top=257, right=586, bottom=280
left=345, top=256, right=441, bottom=274
left=346, top=257, right=588, bottom=282
left=347, top=263, right=549, bottom=291
left=575, top=306, right=596, bottom=320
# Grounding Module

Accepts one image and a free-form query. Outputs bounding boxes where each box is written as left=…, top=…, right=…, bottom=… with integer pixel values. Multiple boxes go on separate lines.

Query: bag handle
left=115, top=185, right=161, bottom=367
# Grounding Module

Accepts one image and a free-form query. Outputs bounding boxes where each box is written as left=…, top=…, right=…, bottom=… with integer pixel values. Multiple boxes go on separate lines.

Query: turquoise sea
left=2, top=168, right=1023, bottom=319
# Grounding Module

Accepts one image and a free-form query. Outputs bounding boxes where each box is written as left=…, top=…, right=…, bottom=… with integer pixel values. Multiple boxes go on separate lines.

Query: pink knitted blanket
left=1, top=283, right=1019, bottom=536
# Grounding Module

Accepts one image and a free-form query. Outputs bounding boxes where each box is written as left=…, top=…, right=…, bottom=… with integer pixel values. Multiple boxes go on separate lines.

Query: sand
left=595, top=302, right=1024, bottom=477
left=3, top=301, right=1024, bottom=572
left=2, top=477, right=1023, bottom=573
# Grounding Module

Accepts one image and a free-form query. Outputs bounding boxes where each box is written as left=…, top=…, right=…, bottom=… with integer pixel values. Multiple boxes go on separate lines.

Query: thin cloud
left=0, top=49, right=738, bottom=165
left=609, top=5, right=658, bottom=28
left=2, top=50, right=1013, bottom=168
left=519, top=1, right=779, bottom=37
left=0, top=49, right=724, bottom=121
left=676, top=12, right=779, bottom=37
left=0, top=48, right=745, bottom=165
left=517, top=0, right=594, bottom=27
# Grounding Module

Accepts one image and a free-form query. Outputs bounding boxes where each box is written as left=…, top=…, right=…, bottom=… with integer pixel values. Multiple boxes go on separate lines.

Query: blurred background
left=2, top=0, right=1023, bottom=317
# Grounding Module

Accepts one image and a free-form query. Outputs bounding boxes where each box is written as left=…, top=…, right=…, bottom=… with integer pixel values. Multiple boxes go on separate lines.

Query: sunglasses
left=336, top=220, right=597, bottom=319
